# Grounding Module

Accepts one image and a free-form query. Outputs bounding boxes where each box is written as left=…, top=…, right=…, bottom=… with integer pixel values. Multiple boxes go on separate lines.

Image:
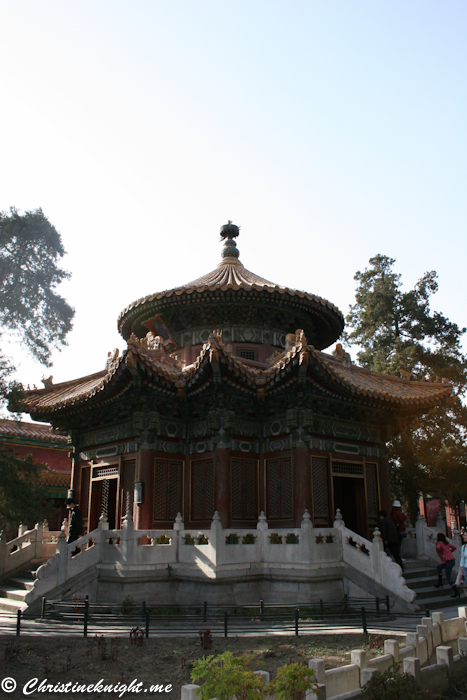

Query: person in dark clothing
left=379, top=510, right=404, bottom=571
left=66, top=498, right=83, bottom=555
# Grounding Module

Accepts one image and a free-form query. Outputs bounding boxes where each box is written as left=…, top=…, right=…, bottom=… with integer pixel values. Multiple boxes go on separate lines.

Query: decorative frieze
left=172, top=327, right=286, bottom=349
left=155, top=440, right=185, bottom=455
left=311, top=439, right=379, bottom=457
left=265, top=437, right=291, bottom=452
left=81, top=423, right=135, bottom=448
left=80, top=441, right=138, bottom=461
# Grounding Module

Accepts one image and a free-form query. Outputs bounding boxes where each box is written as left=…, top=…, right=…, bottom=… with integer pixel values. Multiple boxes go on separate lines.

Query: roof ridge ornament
left=219, top=220, right=241, bottom=263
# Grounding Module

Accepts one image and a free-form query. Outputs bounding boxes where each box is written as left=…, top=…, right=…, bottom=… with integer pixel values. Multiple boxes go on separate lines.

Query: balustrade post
left=34, top=521, right=44, bottom=560
left=56, top=529, right=67, bottom=584
left=436, top=510, right=446, bottom=534
left=257, top=511, right=268, bottom=563
left=173, top=513, right=184, bottom=563
left=121, top=510, right=135, bottom=566
left=371, top=527, right=383, bottom=584
left=415, top=513, right=427, bottom=558
left=210, top=511, right=223, bottom=567
left=301, top=509, right=313, bottom=563
left=98, top=513, right=109, bottom=562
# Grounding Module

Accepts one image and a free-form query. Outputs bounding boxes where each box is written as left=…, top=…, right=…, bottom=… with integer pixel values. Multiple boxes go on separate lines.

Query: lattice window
left=191, top=459, right=214, bottom=521
left=231, top=459, right=257, bottom=520
left=80, top=466, right=91, bottom=522
left=121, top=460, right=136, bottom=519
left=266, top=458, right=292, bottom=520
left=238, top=348, right=257, bottom=361
left=311, top=457, right=329, bottom=521
left=101, top=478, right=110, bottom=517
left=332, top=461, right=364, bottom=476
left=93, top=464, right=119, bottom=479
left=365, top=463, right=378, bottom=518
left=154, top=460, right=183, bottom=521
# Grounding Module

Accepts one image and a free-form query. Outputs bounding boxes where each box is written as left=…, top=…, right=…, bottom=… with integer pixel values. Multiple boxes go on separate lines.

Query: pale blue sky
left=0, top=1, right=466, bottom=391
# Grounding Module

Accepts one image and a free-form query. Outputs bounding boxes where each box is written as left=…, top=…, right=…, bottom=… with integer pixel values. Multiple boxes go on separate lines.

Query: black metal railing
left=4, top=595, right=427, bottom=637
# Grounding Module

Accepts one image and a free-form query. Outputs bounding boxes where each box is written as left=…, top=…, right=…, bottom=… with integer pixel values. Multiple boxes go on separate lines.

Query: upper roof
left=117, top=222, right=345, bottom=350
left=0, top=418, right=69, bottom=444
left=18, top=329, right=452, bottom=420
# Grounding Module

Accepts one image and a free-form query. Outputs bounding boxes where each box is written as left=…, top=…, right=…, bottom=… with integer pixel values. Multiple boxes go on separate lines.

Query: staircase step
left=413, top=587, right=455, bottom=601
left=0, top=598, right=28, bottom=613
left=416, top=594, right=465, bottom=611
left=8, top=577, right=35, bottom=591
left=406, top=576, right=445, bottom=589
left=0, top=585, right=29, bottom=602
left=403, top=568, right=438, bottom=579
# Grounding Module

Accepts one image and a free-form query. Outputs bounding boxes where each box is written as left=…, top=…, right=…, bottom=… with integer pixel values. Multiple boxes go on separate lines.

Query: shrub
left=266, top=662, right=318, bottom=700
left=361, top=666, right=439, bottom=700
left=191, top=651, right=263, bottom=700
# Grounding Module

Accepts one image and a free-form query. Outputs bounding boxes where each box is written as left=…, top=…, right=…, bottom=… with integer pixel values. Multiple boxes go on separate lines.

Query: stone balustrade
left=0, top=521, right=62, bottom=580
left=182, top=606, right=467, bottom=700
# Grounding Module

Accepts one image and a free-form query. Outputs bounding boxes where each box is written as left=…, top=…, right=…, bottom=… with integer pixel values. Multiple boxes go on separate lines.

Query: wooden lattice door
left=231, top=459, right=258, bottom=521
left=266, top=457, right=293, bottom=520
left=190, top=459, right=214, bottom=521
left=154, top=459, right=183, bottom=522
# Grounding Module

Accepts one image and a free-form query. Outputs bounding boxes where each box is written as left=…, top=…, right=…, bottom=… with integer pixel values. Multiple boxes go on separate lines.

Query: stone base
left=74, top=571, right=344, bottom=607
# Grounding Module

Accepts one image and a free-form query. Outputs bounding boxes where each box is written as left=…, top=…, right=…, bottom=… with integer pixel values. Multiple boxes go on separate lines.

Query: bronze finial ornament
left=220, top=221, right=240, bottom=261
left=219, top=220, right=240, bottom=239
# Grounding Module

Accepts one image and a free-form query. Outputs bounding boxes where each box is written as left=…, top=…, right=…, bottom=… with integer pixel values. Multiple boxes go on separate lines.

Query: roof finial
left=219, top=221, right=240, bottom=262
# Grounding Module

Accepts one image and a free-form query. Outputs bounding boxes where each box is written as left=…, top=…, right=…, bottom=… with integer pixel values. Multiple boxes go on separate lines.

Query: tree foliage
left=346, top=254, right=467, bottom=519
left=0, top=449, right=53, bottom=535
left=0, top=207, right=73, bottom=532
left=0, top=207, right=74, bottom=367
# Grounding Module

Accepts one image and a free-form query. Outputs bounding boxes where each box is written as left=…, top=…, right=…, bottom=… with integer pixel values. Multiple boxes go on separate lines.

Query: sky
left=0, top=1, right=466, bottom=408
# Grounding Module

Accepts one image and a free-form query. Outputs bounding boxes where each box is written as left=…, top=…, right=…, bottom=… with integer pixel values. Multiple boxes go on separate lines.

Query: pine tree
left=0, top=208, right=74, bottom=531
left=346, top=254, right=467, bottom=520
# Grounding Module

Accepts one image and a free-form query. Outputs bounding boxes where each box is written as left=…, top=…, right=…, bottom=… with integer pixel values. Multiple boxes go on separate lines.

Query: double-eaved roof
left=18, top=331, right=452, bottom=420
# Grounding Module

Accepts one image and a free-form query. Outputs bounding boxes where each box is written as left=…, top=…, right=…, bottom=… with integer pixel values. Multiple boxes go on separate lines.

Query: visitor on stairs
left=454, top=529, right=467, bottom=596
left=434, top=533, right=458, bottom=597
left=379, top=510, right=404, bottom=572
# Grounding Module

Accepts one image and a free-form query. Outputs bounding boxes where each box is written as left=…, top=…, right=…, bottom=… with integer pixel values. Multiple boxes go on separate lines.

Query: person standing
left=390, top=500, right=407, bottom=541
left=434, top=533, right=458, bottom=597
left=379, top=510, right=404, bottom=571
left=455, top=528, right=467, bottom=594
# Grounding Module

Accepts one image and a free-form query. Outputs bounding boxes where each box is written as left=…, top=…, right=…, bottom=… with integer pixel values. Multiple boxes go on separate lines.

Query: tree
left=345, top=254, right=467, bottom=520
left=0, top=449, right=53, bottom=535
left=0, top=208, right=74, bottom=532
left=0, top=207, right=74, bottom=367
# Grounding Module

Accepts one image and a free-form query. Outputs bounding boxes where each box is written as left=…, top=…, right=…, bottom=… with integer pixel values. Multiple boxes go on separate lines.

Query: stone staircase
left=0, top=561, right=43, bottom=614
left=404, top=558, right=465, bottom=611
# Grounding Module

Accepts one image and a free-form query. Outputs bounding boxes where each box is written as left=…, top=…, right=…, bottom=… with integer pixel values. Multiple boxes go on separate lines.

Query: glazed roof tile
left=19, top=331, right=451, bottom=417
left=0, top=419, right=69, bottom=443
left=38, top=471, right=71, bottom=487
left=118, top=258, right=344, bottom=326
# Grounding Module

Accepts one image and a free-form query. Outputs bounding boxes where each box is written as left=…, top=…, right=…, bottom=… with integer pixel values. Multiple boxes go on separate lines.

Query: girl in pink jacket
left=435, top=533, right=458, bottom=597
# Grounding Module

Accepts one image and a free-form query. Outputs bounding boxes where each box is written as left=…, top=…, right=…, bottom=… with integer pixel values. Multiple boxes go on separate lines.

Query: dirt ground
left=1, top=632, right=405, bottom=700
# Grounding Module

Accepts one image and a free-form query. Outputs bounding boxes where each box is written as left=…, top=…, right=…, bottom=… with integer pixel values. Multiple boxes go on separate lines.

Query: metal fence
left=4, top=596, right=428, bottom=637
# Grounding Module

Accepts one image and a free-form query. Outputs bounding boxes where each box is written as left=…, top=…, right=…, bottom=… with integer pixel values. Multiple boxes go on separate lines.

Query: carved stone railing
left=22, top=508, right=419, bottom=611
left=334, top=509, right=417, bottom=610
left=0, top=522, right=61, bottom=580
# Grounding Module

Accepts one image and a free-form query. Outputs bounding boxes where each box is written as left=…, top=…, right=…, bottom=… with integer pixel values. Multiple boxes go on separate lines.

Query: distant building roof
left=0, top=419, right=69, bottom=444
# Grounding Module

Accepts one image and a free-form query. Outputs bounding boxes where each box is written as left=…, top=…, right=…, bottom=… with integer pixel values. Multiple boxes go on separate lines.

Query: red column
left=293, top=446, right=311, bottom=527
left=135, top=448, right=154, bottom=529
left=214, top=448, right=230, bottom=528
